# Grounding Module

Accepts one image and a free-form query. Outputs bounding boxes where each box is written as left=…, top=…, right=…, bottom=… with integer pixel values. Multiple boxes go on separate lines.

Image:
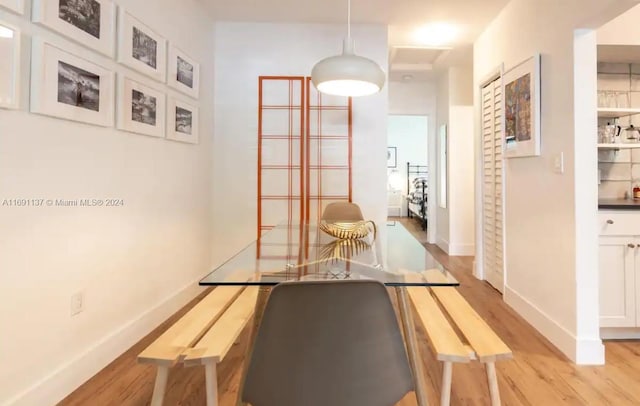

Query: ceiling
left=201, top=0, right=510, bottom=81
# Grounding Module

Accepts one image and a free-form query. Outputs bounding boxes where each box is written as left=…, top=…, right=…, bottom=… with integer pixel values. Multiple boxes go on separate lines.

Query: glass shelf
left=598, top=143, right=640, bottom=149
left=598, top=108, right=640, bottom=119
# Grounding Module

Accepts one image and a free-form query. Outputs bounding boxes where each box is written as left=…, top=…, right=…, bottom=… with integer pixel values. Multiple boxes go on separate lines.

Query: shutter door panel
left=482, top=77, right=505, bottom=292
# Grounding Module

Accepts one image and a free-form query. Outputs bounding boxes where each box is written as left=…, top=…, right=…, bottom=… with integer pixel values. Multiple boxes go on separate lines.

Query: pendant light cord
left=347, top=0, right=351, bottom=39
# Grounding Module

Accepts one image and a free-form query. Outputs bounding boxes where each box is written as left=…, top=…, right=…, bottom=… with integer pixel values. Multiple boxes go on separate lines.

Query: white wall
left=0, top=1, right=215, bottom=404
left=435, top=67, right=475, bottom=255
left=598, top=4, right=640, bottom=45
left=388, top=80, right=437, bottom=242
left=211, top=22, right=389, bottom=266
left=436, top=70, right=450, bottom=249
left=474, top=0, right=638, bottom=364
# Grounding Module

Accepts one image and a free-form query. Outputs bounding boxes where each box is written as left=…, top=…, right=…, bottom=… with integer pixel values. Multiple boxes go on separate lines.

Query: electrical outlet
left=553, top=152, right=564, bottom=174
left=70, top=291, right=84, bottom=316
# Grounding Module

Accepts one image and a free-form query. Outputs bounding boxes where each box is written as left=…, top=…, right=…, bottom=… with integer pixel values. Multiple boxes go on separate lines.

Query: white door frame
left=475, top=64, right=506, bottom=291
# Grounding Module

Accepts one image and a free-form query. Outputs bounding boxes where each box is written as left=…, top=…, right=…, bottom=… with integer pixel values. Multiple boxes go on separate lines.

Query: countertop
left=599, top=199, right=640, bottom=210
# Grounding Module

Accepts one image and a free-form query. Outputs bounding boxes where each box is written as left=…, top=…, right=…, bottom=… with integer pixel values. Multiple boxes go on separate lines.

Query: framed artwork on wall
left=387, top=146, right=397, bottom=168
left=33, top=0, right=117, bottom=57
left=117, top=8, right=167, bottom=82
left=167, top=44, right=199, bottom=99
left=30, top=39, right=115, bottom=127
left=0, top=0, right=24, bottom=14
left=117, top=75, right=165, bottom=138
left=167, top=96, right=198, bottom=144
left=503, top=54, right=541, bottom=158
left=438, top=124, right=447, bottom=209
left=0, top=22, right=20, bottom=110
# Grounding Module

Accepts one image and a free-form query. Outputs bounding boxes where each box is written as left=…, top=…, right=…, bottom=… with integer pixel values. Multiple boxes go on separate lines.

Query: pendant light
left=311, top=0, right=386, bottom=97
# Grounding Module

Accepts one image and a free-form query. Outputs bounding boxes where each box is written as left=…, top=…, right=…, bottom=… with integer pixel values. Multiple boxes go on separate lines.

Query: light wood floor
left=60, top=218, right=640, bottom=406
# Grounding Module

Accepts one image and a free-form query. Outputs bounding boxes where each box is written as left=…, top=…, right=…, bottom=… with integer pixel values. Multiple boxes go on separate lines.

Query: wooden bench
left=407, top=273, right=512, bottom=406
left=138, top=285, right=258, bottom=406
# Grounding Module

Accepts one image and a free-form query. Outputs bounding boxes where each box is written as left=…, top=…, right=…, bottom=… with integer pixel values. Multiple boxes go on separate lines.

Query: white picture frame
left=167, top=44, right=199, bottom=99
left=167, top=96, right=198, bottom=144
left=117, top=8, right=166, bottom=83
left=30, top=38, right=115, bottom=127
left=503, top=54, right=541, bottom=158
left=117, top=74, right=165, bottom=138
left=33, top=0, right=116, bottom=57
left=0, top=22, right=20, bottom=110
left=0, top=0, right=24, bottom=15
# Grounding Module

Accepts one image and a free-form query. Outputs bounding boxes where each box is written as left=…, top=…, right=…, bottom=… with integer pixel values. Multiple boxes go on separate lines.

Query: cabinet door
left=599, top=236, right=636, bottom=328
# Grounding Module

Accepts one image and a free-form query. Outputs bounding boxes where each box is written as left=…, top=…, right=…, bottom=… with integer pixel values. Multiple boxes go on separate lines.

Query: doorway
left=387, top=115, right=429, bottom=232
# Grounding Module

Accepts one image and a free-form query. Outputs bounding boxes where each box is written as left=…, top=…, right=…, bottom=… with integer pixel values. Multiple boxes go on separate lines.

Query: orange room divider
left=257, top=76, right=353, bottom=245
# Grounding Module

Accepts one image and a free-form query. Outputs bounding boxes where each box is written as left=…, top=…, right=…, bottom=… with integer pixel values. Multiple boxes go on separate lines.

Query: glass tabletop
left=199, top=221, right=459, bottom=287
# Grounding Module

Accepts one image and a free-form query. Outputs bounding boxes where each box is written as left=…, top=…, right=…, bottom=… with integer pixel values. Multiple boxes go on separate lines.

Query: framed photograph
left=31, top=38, right=114, bottom=127
left=438, top=124, right=447, bottom=209
left=33, top=0, right=116, bottom=57
left=0, top=0, right=24, bottom=14
left=117, top=75, right=165, bottom=138
left=387, top=146, right=397, bottom=168
left=167, top=44, right=199, bottom=99
left=117, top=8, right=167, bottom=82
left=167, top=96, right=198, bottom=144
left=503, top=54, right=541, bottom=158
left=0, top=22, right=20, bottom=110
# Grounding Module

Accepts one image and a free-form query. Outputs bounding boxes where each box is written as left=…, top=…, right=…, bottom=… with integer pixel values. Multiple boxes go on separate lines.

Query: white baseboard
left=436, top=236, right=449, bottom=254
left=504, top=285, right=604, bottom=365
left=448, top=243, right=475, bottom=256
left=5, top=279, right=203, bottom=406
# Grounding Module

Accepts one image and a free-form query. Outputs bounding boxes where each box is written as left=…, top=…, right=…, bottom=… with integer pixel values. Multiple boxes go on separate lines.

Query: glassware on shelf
left=599, top=91, right=632, bottom=108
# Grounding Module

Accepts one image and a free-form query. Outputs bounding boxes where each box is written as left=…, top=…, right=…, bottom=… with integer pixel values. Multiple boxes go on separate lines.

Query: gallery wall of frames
left=0, top=0, right=200, bottom=144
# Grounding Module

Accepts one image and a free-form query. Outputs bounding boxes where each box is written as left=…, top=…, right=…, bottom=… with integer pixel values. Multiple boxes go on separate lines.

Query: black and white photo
left=176, top=56, right=193, bottom=88
left=58, top=0, right=100, bottom=39
left=167, top=44, right=200, bottom=98
left=131, top=89, right=156, bottom=125
left=132, top=26, right=157, bottom=69
left=33, top=0, right=116, bottom=57
left=117, top=75, right=165, bottom=137
left=57, top=60, right=100, bottom=112
left=167, top=97, right=198, bottom=144
left=31, top=39, right=114, bottom=127
left=175, top=106, right=192, bottom=134
left=117, top=9, right=166, bottom=82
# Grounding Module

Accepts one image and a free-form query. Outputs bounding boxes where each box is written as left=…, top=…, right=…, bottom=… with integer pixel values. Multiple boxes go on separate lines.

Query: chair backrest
left=321, top=202, right=365, bottom=222
left=242, top=280, right=414, bottom=406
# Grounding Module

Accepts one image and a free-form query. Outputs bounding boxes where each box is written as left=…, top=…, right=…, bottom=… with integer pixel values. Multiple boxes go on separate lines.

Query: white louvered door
left=482, top=78, right=505, bottom=292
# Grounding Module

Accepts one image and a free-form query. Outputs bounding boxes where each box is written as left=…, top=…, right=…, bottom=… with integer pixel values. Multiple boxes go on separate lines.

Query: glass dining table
left=200, top=221, right=459, bottom=406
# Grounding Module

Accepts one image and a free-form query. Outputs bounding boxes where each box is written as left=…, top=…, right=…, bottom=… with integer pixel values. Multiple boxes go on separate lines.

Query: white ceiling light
left=0, top=25, right=14, bottom=39
left=413, top=23, right=459, bottom=47
left=311, top=0, right=385, bottom=97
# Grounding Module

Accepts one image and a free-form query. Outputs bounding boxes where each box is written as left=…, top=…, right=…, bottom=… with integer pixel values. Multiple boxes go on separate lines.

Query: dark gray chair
left=242, top=280, right=414, bottom=406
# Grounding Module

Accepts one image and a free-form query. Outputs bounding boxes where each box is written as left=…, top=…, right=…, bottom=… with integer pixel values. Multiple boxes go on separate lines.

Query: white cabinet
left=599, top=212, right=640, bottom=331
left=599, top=236, right=636, bottom=327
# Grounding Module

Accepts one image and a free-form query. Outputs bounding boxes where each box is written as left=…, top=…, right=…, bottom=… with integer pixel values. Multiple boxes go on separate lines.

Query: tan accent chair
left=241, top=280, right=414, bottom=406
left=321, top=202, right=365, bottom=222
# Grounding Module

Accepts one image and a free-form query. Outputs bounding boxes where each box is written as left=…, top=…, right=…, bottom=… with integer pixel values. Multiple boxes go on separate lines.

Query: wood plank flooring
left=59, top=217, right=640, bottom=405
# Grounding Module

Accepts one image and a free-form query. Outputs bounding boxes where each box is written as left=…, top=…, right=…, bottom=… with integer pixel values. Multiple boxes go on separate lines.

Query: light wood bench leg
left=205, top=361, right=218, bottom=406
left=151, top=366, right=169, bottom=406
left=485, top=362, right=501, bottom=406
left=440, top=361, right=452, bottom=406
